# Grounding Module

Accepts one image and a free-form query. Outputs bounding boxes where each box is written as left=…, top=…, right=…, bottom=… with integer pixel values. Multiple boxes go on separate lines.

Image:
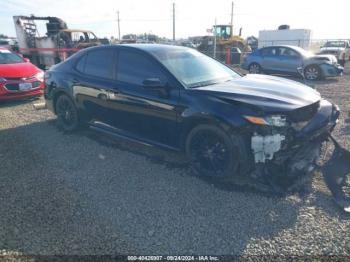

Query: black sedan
left=44, top=44, right=340, bottom=193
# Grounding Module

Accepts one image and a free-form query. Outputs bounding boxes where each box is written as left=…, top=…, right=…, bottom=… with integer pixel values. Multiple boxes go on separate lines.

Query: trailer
left=258, top=27, right=312, bottom=49
left=13, top=15, right=101, bottom=69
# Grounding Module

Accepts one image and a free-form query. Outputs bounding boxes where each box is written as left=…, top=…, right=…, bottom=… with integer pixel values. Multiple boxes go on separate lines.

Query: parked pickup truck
left=320, top=40, right=350, bottom=66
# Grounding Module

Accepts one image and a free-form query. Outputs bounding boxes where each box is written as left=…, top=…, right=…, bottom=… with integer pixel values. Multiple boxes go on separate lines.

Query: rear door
left=73, top=48, right=118, bottom=123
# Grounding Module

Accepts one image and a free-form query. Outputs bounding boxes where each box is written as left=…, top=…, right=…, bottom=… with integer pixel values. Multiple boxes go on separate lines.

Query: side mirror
left=143, top=78, right=169, bottom=97
left=23, top=58, right=30, bottom=63
left=142, top=78, right=164, bottom=89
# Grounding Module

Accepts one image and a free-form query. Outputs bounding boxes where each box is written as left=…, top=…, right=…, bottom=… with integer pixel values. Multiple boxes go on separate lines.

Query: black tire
left=185, top=124, right=239, bottom=178
left=304, top=65, right=322, bottom=81
left=248, top=63, right=262, bottom=74
left=55, top=94, right=80, bottom=132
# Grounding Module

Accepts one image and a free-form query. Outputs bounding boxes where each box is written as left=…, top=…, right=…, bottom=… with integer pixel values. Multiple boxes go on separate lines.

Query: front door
left=107, top=49, right=180, bottom=148
left=277, top=47, right=303, bottom=74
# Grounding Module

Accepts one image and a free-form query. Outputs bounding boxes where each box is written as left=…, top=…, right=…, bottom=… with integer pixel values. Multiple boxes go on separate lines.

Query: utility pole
left=213, top=18, right=217, bottom=59
left=117, top=11, right=121, bottom=41
left=172, top=3, right=175, bottom=42
left=230, top=1, right=234, bottom=37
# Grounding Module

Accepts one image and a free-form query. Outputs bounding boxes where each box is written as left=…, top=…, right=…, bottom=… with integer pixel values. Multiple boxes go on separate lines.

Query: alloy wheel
left=305, top=66, right=320, bottom=80
left=249, top=63, right=261, bottom=74
left=56, top=96, right=78, bottom=130
left=189, top=130, right=230, bottom=176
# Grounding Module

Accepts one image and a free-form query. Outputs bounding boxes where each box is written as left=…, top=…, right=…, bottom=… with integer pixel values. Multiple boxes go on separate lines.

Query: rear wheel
left=55, top=94, right=80, bottom=131
left=185, top=124, right=239, bottom=177
left=304, top=65, right=322, bottom=81
left=248, top=63, right=262, bottom=74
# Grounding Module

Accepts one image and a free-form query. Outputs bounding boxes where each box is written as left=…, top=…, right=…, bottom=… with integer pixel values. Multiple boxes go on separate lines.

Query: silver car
left=242, top=45, right=343, bottom=80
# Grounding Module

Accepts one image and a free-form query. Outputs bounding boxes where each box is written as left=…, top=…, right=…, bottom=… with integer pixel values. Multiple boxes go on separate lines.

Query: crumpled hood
left=194, top=74, right=321, bottom=112
left=0, top=62, right=40, bottom=78
left=306, top=54, right=338, bottom=64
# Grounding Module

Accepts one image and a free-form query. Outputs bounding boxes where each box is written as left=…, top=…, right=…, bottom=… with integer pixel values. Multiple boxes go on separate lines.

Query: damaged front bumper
left=251, top=100, right=338, bottom=166
left=320, top=63, right=344, bottom=77
left=247, top=100, right=350, bottom=212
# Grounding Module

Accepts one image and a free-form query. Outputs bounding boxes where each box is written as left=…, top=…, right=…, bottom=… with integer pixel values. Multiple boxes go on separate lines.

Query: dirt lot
left=0, top=66, right=350, bottom=256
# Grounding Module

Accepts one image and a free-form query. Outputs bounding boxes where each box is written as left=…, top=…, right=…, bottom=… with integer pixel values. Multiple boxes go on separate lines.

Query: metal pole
left=213, top=18, right=217, bottom=59
left=117, top=11, right=121, bottom=41
left=172, top=3, right=175, bottom=42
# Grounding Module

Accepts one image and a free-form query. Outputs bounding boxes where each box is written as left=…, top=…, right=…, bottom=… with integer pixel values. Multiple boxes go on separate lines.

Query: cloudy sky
left=1, top=0, right=349, bottom=39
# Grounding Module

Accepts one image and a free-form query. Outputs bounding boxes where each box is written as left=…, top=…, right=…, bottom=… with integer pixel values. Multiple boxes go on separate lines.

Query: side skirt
left=89, top=121, right=180, bottom=152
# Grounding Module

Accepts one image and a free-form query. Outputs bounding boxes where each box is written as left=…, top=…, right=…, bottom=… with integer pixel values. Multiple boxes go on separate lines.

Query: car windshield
left=153, top=48, right=240, bottom=88
left=0, top=50, right=24, bottom=64
left=288, top=46, right=314, bottom=58
left=324, top=41, right=346, bottom=48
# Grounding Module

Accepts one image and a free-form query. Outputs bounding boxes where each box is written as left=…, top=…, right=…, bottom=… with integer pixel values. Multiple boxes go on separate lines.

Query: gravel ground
left=0, top=65, right=350, bottom=257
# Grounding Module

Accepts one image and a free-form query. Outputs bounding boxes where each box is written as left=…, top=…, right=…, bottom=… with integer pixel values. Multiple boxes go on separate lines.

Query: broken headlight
left=244, top=115, right=287, bottom=127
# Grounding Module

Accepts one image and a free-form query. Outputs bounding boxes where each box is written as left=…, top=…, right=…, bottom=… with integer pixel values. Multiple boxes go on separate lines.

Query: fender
left=178, top=108, right=247, bottom=149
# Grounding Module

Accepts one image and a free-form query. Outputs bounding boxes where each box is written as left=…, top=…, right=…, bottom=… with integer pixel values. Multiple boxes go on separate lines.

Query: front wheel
left=304, top=65, right=322, bottom=81
left=55, top=94, right=80, bottom=132
left=185, top=124, right=239, bottom=177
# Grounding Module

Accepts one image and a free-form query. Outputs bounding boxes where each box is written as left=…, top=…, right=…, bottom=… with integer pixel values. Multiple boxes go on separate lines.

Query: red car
left=0, top=48, right=44, bottom=101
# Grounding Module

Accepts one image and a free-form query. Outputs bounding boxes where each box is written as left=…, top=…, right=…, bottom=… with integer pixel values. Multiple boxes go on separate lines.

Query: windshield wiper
left=190, top=82, right=218, bottom=88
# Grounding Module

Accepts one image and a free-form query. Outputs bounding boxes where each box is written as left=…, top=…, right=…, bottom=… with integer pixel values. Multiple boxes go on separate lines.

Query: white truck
left=258, top=27, right=312, bottom=49
left=320, top=40, right=350, bottom=66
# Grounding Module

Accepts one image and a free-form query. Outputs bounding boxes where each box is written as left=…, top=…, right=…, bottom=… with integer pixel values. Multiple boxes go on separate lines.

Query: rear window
left=251, top=49, right=260, bottom=56
left=83, top=49, right=114, bottom=79
left=261, top=47, right=278, bottom=56
left=76, top=55, right=87, bottom=72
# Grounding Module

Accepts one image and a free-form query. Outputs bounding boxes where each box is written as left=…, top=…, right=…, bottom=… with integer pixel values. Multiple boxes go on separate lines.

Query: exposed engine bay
left=243, top=101, right=350, bottom=213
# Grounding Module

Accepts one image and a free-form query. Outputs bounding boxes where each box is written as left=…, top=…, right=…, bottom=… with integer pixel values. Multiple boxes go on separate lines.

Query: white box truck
left=258, top=27, right=312, bottom=49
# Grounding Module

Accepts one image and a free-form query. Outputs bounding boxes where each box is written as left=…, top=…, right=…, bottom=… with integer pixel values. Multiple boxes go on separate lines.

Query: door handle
left=72, top=79, right=80, bottom=84
left=98, top=90, right=119, bottom=100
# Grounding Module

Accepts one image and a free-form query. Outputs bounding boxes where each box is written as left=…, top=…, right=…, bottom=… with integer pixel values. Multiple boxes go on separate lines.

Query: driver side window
left=279, top=47, right=300, bottom=58
left=117, top=50, right=166, bottom=86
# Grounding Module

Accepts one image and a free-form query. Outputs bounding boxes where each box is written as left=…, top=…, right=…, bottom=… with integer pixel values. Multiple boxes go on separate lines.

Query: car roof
left=260, top=45, right=311, bottom=54
left=81, top=44, right=191, bottom=57
left=119, top=44, right=189, bottom=53
left=262, top=45, right=300, bottom=49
